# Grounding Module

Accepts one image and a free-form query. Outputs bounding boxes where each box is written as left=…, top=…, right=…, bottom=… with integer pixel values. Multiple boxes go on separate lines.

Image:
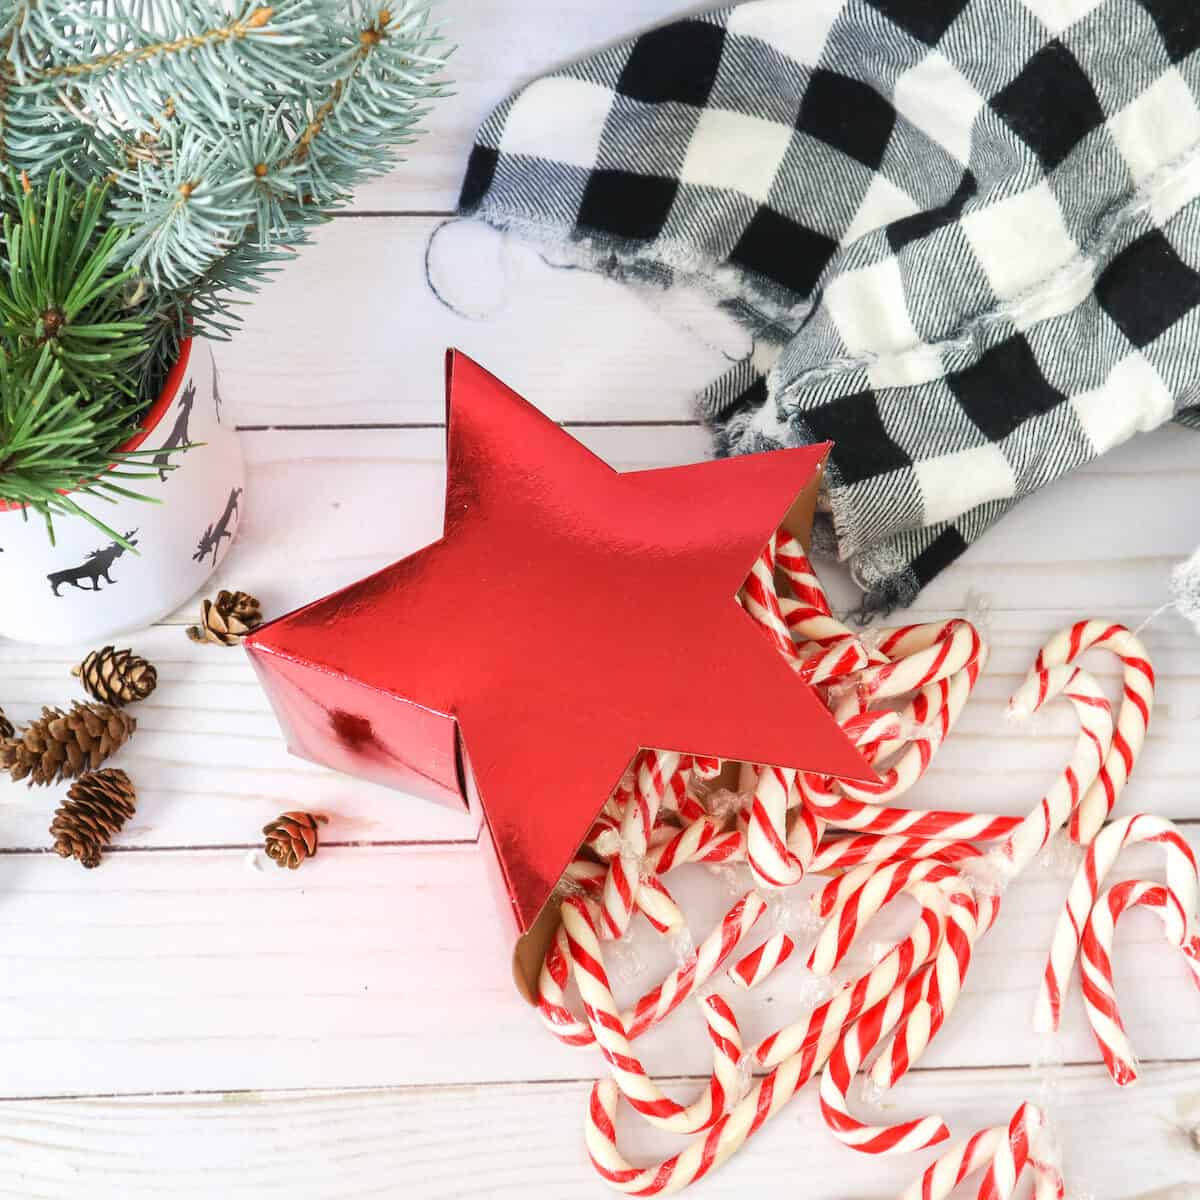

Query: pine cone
left=263, top=811, right=328, bottom=869
left=73, top=646, right=157, bottom=706
left=187, top=589, right=263, bottom=646
left=0, top=701, right=136, bottom=786
left=0, top=707, right=12, bottom=741
left=50, top=769, right=136, bottom=868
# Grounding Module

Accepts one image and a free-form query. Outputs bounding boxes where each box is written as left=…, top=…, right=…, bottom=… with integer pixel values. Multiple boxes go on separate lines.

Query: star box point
left=245, top=351, right=874, bottom=934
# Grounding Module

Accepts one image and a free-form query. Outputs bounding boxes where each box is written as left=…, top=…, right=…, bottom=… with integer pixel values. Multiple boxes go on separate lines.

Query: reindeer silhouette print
left=152, top=380, right=196, bottom=480
left=47, top=531, right=139, bottom=597
left=194, top=487, right=242, bottom=565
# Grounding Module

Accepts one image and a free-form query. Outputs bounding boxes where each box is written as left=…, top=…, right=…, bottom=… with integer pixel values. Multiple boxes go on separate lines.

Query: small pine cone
left=0, top=707, right=12, bottom=741
left=73, top=646, right=158, bottom=706
left=263, top=811, right=328, bottom=869
left=187, top=589, right=263, bottom=646
left=50, top=769, right=136, bottom=868
left=0, top=701, right=136, bottom=786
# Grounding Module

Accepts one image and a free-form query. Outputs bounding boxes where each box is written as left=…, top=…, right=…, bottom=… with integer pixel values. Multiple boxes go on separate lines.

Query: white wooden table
left=2, top=4, right=1200, bottom=1196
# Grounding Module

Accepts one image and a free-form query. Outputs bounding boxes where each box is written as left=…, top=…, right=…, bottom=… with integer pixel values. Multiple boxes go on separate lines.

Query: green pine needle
left=0, top=172, right=168, bottom=540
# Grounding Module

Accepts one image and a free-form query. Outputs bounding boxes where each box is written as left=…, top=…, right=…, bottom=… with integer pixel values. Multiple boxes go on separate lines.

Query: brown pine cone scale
left=0, top=701, right=136, bottom=786
left=263, top=811, right=328, bottom=869
left=50, top=769, right=136, bottom=868
left=73, top=646, right=158, bottom=706
left=0, top=707, right=12, bottom=741
left=188, top=589, right=263, bottom=646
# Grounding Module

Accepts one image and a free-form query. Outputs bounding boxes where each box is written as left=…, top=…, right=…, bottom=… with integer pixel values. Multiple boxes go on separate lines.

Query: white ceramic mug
left=0, top=338, right=245, bottom=646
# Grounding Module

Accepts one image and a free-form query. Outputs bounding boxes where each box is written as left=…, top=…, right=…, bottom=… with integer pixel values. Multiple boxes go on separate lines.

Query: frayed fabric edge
left=458, top=204, right=813, bottom=347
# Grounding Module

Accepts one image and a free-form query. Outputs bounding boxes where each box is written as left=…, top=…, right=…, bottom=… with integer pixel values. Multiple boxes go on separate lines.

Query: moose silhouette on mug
left=194, top=487, right=242, bottom=565
left=47, top=531, right=138, bottom=597
left=152, top=380, right=196, bottom=480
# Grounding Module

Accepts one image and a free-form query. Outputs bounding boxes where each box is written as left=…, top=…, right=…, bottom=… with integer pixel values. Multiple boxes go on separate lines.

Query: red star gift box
left=245, top=351, right=873, bottom=984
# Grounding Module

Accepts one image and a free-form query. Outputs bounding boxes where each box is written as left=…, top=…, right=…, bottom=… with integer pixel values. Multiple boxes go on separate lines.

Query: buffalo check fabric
left=459, top=0, right=1200, bottom=615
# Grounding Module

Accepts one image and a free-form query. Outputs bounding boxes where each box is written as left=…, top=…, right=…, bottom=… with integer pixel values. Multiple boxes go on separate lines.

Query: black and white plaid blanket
left=460, top=0, right=1200, bottom=615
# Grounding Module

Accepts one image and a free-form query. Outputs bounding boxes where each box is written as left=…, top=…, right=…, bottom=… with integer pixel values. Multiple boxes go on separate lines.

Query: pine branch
left=0, top=171, right=175, bottom=538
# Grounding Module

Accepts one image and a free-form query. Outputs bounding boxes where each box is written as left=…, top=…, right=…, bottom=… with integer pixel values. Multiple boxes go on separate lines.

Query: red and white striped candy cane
left=621, top=891, right=767, bottom=1041
left=538, top=921, right=597, bottom=1046
left=833, top=664, right=986, bottom=804
left=786, top=794, right=825, bottom=873
left=600, top=749, right=683, bottom=939
left=1080, top=878, right=1200, bottom=1086
left=899, top=1106, right=1065, bottom=1200
left=1035, top=812, right=1197, bottom=1033
left=808, top=858, right=961, bottom=975
left=800, top=790, right=1022, bottom=842
left=738, top=545, right=822, bottom=891
left=562, top=896, right=743, bottom=1133
left=812, top=853, right=959, bottom=922
left=820, top=958, right=950, bottom=1154
left=746, top=764, right=807, bottom=889
left=588, top=969, right=939, bottom=1193
left=867, top=666, right=1112, bottom=1087
left=1031, top=620, right=1155, bottom=845
left=773, top=532, right=831, bottom=614
left=872, top=886, right=1000, bottom=1088
left=1000, top=665, right=1114, bottom=875
left=740, top=543, right=798, bottom=661
left=795, top=636, right=871, bottom=685
left=977, top=1102, right=1058, bottom=1200
left=538, top=891, right=766, bottom=1048
left=811, top=833, right=981, bottom=876
left=858, top=619, right=985, bottom=701
left=755, top=887, right=949, bottom=1070
left=645, top=814, right=744, bottom=874
left=729, top=931, right=796, bottom=990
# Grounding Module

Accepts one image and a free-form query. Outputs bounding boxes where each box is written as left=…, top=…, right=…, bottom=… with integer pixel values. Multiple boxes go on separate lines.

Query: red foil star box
left=244, top=351, right=873, bottom=998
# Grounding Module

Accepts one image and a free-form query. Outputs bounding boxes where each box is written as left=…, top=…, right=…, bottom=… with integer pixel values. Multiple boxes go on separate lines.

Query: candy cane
left=872, top=887, right=1000, bottom=1088
left=622, top=891, right=767, bottom=1041
left=1035, top=812, right=1198, bottom=1033
left=786, top=794, right=825, bottom=872
left=1001, top=665, right=1114, bottom=875
left=538, top=921, right=597, bottom=1046
left=587, top=972, right=937, bottom=1194
left=773, top=533, right=831, bottom=614
left=834, top=665, right=985, bottom=804
left=644, top=815, right=743, bottom=875
left=820, top=963, right=949, bottom=1155
left=539, top=890, right=765, bottom=1049
left=1080, top=878, right=1200, bottom=1086
left=858, top=620, right=984, bottom=700
left=601, top=750, right=682, bottom=939
left=876, top=665, right=1115, bottom=1086
left=812, top=854, right=960, bottom=923
left=795, top=636, right=871, bottom=685
left=1031, top=620, right=1155, bottom=845
left=900, top=1105, right=1064, bottom=1200
left=803, top=793, right=1021, bottom=844
left=811, top=833, right=981, bottom=875
left=808, top=858, right=961, bottom=975
left=740, top=544, right=798, bottom=661
left=563, top=896, right=744, bottom=1133
left=746, top=764, right=806, bottom=889
left=977, top=1103, right=1058, bottom=1200
left=586, top=897, right=949, bottom=1194
left=729, top=932, right=795, bottom=990
left=755, top=887, right=949, bottom=1069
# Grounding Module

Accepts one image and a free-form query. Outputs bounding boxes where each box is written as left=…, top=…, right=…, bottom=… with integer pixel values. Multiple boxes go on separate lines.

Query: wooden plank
left=1, top=1062, right=1197, bottom=1199
left=346, top=0, right=716, bottom=214
left=0, top=836, right=1196, bottom=1098
left=217, top=216, right=738, bottom=427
